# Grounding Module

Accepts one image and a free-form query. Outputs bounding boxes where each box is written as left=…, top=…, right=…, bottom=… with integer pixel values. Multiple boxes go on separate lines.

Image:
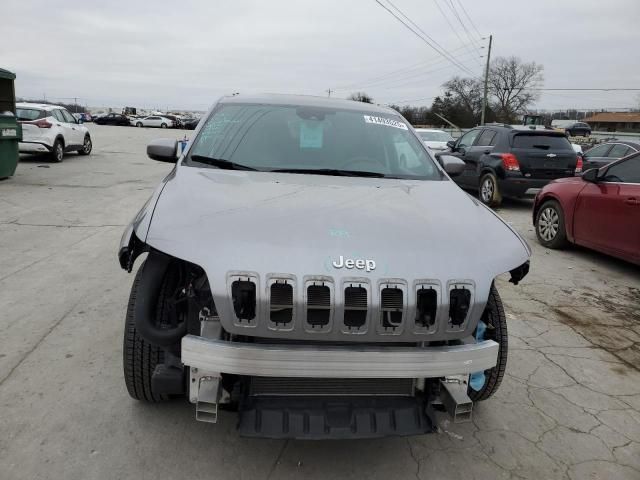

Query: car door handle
left=625, top=198, right=640, bottom=205
left=483, top=149, right=491, bottom=154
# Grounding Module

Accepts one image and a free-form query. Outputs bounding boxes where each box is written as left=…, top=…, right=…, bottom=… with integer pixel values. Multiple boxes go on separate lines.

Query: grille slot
left=270, top=281, right=293, bottom=326
left=249, top=377, right=414, bottom=397
left=306, top=284, right=331, bottom=328
left=380, top=287, right=403, bottom=331
left=416, top=287, right=437, bottom=329
left=231, top=280, right=256, bottom=322
left=449, top=287, right=471, bottom=327
left=344, top=286, right=367, bottom=330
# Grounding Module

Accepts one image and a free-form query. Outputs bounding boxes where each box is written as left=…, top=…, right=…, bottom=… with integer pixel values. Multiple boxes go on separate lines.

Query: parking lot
left=1, top=124, right=639, bottom=479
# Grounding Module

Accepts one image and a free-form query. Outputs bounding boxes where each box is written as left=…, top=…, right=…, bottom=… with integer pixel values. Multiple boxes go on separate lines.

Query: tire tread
left=468, top=284, right=507, bottom=402
left=123, top=264, right=168, bottom=402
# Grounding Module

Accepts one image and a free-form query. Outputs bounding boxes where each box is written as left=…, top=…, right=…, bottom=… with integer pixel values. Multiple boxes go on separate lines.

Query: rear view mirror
left=439, top=155, right=465, bottom=177
left=446, top=140, right=456, bottom=150
left=147, top=138, right=178, bottom=163
left=582, top=168, right=598, bottom=182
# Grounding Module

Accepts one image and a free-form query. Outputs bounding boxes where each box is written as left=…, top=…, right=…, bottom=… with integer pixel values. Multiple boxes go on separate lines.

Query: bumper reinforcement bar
left=181, top=335, right=499, bottom=378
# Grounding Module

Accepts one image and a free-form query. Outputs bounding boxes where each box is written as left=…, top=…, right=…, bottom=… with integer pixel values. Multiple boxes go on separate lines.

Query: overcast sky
left=3, top=0, right=639, bottom=111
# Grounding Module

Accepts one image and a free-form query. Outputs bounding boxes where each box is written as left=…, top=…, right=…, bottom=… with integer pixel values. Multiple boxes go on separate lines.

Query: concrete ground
left=1, top=124, right=639, bottom=480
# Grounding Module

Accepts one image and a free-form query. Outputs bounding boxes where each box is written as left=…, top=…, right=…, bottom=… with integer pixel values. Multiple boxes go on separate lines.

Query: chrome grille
left=225, top=274, right=473, bottom=338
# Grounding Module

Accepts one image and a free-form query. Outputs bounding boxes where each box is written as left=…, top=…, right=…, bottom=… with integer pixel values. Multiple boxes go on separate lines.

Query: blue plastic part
left=469, top=320, right=487, bottom=391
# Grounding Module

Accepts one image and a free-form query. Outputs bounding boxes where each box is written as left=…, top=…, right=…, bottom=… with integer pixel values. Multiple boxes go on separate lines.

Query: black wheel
left=468, top=284, right=507, bottom=402
left=479, top=172, right=502, bottom=207
left=123, top=263, right=170, bottom=402
left=535, top=200, right=568, bottom=249
left=160, top=123, right=167, bottom=128
left=566, top=130, right=572, bottom=138
left=136, top=122, right=143, bottom=128
left=51, top=138, right=64, bottom=162
left=77, top=135, right=92, bottom=155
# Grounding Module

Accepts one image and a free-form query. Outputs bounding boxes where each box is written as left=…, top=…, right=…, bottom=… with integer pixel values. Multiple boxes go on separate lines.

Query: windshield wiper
left=190, top=155, right=257, bottom=171
left=270, top=168, right=386, bottom=178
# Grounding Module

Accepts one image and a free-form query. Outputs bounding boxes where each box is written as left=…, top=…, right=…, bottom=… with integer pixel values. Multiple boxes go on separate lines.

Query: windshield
left=418, top=130, right=453, bottom=142
left=187, top=103, right=441, bottom=180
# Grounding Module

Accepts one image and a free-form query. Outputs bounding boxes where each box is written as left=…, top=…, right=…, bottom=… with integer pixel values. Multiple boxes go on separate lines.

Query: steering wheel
left=340, top=155, right=387, bottom=171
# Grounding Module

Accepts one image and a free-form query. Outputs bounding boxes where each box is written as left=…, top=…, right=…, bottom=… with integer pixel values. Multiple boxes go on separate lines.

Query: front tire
left=51, top=138, right=64, bottom=162
left=535, top=200, right=568, bottom=249
left=123, top=264, right=169, bottom=402
left=468, top=284, right=507, bottom=402
left=77, top=135, right=92, bottom=155
left=136, top=122, right=143, bottom=128
left=479, top=172, right=502, bottom=207
left=160, top=123, right=167, bottom=128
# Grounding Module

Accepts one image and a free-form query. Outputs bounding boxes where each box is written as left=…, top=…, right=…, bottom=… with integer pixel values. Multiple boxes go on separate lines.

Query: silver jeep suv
left=118, top=94, right=530, bottom=438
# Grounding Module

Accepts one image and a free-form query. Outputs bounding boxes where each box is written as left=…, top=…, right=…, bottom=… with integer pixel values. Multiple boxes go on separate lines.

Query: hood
left=549, top=176, right=585, bottom=185
left=146, top=165, right=529, bottom=285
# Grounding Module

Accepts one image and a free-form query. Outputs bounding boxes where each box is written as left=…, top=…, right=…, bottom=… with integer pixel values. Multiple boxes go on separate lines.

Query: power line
left=387, top=95, right=437, bottom=104
left=374, top=0, right=479, bottom=78
left=335, top=50, right=482, bottom=92
left=432, top=0, right=483, bottom=68
left=531, top=88, right=640, bottom=91
left=371, top=58, right=481, bottom=90
left=444, top=0, right=482, bottom=52
left=333, top=43, right=481, bottom=91
left=454, top=0, right=483, bottom=40
left=383, top=0, right=480, bottom=76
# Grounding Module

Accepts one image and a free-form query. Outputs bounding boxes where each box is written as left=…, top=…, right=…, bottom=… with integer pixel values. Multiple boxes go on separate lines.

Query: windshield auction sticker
left=363, top=115, right=408, bottom=130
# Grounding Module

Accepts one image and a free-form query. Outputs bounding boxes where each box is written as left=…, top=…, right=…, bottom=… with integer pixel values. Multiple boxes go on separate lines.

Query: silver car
left=118, top=94, right=530, bottom=438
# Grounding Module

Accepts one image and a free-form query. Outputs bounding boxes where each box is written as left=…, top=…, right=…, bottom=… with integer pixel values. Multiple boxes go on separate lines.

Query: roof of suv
left=17, top=102, right=65, bottom=111
left=480, top=124, right=567, bottom=136
left=219, top=93, right=396, bottom=115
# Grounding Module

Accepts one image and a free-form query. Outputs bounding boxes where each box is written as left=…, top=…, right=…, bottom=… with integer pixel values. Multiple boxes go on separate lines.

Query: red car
left=533, top=151, right=640, bottom=265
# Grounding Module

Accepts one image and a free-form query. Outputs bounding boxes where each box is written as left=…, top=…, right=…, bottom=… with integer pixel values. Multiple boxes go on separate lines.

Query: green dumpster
left=0, top=68, right=21, bottom=179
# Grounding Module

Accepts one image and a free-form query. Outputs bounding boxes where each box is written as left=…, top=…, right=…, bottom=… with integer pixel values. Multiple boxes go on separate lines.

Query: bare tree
left=348, top=92, right=373, bottom=104
left=442, top=76, right=484, bottom=124
left=488, top=57, right=544, bottom=123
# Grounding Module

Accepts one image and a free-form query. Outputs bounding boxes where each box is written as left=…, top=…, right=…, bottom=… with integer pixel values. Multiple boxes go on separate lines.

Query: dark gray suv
left=442, top=125, right=582, bottom=207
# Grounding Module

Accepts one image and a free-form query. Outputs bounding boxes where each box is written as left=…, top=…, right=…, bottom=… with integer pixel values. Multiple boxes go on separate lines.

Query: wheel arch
left=534, top=193, right=574, bottom=241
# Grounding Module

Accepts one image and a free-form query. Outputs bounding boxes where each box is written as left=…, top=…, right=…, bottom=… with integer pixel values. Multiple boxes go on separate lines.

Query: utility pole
left=326, top=88, right=332, bottom=98
left=480, top=34, right=493, bottom=126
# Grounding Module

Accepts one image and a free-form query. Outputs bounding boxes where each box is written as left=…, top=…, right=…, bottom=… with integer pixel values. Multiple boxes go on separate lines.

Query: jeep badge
left=332, top=255, right=376, bottom=272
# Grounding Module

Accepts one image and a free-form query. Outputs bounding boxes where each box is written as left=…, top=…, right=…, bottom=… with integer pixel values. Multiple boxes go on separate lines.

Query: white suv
left=16, top=103, right=92, bottom=162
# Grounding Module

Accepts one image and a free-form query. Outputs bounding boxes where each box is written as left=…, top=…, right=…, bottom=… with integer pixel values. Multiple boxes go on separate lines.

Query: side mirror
left=147, top=138, right=178, bottom=163
left=582, top=168, right=599, bottom=183
left=439, top=155, right=465, bottom=177
left=446, top=140, right=456, bottom=151
left=77, top=118, right=83, bottom=124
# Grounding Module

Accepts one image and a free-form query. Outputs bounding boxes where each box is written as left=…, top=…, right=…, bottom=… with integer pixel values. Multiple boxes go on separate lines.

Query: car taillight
left=21, top=118, right=52, bottom=128
left=501, top=153, right=520, bottom=171
left=575, top=156, right=583, bottom=174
